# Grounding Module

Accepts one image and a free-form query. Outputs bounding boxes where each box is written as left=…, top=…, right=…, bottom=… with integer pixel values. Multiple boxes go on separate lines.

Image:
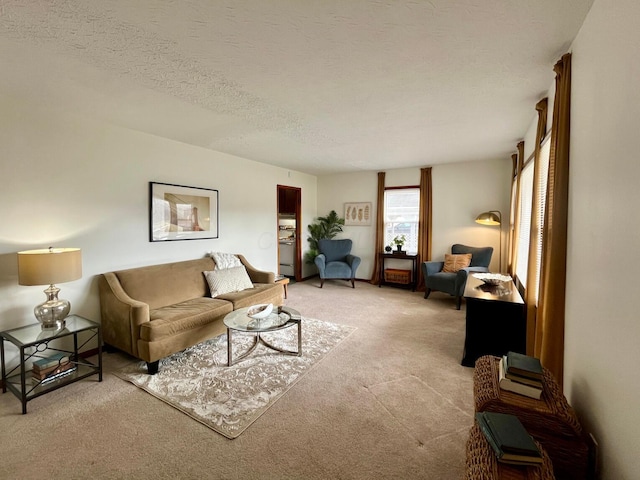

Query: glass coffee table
left=223, top=306, right=302, bottom=366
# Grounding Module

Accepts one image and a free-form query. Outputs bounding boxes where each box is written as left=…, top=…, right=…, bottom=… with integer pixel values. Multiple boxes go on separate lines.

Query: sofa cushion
left=204, top=266, right=254, bottom=298
left=216, top=283, right=284, bottom=310
left=115, top=258, right=215, bottom=310
left=442, top=253, right=472, bottom=273
left=142, top=297, right=233, bottom=342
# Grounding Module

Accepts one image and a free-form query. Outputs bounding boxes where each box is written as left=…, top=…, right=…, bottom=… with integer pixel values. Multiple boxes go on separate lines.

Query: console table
left=378, top=252, right=419, bottom=291
left=461, top=274, right=525, bottom=367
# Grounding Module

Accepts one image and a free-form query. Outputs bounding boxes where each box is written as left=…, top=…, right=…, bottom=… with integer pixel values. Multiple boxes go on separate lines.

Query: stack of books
left=498, top=351, right=543, bottom=399
left=32, top=353, right=76, bottom=382
left=476, top=411, right=543, bottom=466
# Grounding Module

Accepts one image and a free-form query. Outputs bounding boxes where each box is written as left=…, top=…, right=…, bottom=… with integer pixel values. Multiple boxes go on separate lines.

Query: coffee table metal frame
left=223, top=306, right=302, bottom=366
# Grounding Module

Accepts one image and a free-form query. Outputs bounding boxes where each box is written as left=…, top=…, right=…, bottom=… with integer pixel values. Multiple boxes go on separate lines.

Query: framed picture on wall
left=344, top=202, right=372, bottom=226
left=149, top=182, right=219, bottom=241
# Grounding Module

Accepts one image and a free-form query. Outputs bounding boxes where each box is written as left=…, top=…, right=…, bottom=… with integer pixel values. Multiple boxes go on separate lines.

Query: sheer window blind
left=515, top=161, right=534, bottom=287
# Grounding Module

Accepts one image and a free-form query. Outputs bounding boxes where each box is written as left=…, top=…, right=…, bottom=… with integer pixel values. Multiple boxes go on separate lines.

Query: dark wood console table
left=461, top=274, right=525, bottom=367
left=378, top=252, right=419, bottom=291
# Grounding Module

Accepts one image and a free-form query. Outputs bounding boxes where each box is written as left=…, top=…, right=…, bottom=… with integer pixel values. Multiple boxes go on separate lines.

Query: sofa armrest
left=98, top=272, right=150, bottom=358
left=237, top=254, right=275, bottom=283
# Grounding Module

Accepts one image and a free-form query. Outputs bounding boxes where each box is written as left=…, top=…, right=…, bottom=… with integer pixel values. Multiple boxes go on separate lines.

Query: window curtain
left=535, top=53, right=571, bottom=388
left=370, top=171, right=386, bottom=285
left=416, top=167, right=432, bottom=291
left=509, top=141, right=525, bottom=277
left=525, top=98, right=548, bottom=355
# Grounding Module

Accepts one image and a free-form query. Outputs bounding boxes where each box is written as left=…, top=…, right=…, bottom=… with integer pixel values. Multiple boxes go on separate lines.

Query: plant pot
left=394, top=245, right=404, bottom=254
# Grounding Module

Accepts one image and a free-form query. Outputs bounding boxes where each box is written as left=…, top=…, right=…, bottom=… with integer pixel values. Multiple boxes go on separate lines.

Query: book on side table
left=499, top=356, right=543, bottom=399
left=504, top=351, right=543, bottom=381
left=475, top=411, right=543, bottom=466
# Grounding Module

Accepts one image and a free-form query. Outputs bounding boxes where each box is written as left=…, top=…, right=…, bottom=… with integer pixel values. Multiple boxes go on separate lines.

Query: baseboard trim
left=298, top=274, right=372, bottom=284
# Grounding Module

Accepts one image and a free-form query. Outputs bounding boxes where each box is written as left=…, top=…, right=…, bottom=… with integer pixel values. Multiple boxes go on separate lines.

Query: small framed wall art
left=149, top=182, right=219, bottom=242
left=344, top=202, right=372, bottom=226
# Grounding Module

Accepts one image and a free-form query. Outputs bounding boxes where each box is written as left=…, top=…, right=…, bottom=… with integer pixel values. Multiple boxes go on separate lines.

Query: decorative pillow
left=442, top=253, right=472, bottom=273
left=204, top=266, right=253, bottom=298
left=211, top=252, right=242, bottom=270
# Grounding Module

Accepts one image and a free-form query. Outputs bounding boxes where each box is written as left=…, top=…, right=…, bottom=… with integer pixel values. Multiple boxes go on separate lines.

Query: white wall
left=316, top=170, right=379, bottom=278
left=564, top=0, right=640, bottom=478
left=431, top=159, right=511, bottom=272
left=0, top=100, right=317, bottom=347
left=317, top=159, right=511, bottom=279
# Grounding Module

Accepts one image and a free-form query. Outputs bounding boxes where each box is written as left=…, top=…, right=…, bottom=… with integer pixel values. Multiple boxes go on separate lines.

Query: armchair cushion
left=442, top=253, right=472, bottom=273
left=452, top=244, right=493, bottom=268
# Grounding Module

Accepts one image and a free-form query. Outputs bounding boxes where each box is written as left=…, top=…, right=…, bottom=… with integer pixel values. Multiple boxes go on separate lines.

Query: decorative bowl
left=247, top=303, right=274, bottom=319
left=472, top=273, right=512, bottom=286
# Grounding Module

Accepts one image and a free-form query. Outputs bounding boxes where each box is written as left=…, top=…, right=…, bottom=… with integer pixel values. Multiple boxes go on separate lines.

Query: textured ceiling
left=0, top=0, right=593, bottom=175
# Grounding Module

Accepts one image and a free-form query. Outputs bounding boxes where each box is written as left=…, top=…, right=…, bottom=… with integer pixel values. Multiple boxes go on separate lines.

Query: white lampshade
left=18, top=248, right=82, bottom=286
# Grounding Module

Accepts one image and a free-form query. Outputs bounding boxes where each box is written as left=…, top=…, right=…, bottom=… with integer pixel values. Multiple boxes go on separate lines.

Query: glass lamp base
left=34, top=284, right=71, bottom=330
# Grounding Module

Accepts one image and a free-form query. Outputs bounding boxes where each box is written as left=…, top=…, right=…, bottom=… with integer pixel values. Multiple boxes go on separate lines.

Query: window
left=515, top=161, right=534, bottom=288
left=533, top=138, right=550, bottom=303
left=513, top=136, right=550, bottom=302
left=384, top=188, right=419, bottom=253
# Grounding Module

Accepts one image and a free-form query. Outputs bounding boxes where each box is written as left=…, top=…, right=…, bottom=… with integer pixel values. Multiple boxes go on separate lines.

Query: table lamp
left=475, top=210, right=502, bottom=272
left=17, top=247, right=82, bottom=329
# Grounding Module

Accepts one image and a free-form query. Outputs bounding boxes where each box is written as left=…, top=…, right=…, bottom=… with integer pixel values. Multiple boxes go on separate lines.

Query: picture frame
left=149, top=182, right=219, bottom=242
left=344, top=202, right=372, bottom=226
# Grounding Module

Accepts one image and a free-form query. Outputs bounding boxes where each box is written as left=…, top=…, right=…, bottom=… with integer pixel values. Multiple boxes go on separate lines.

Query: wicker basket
left=473, top=356, right=591, bottom=480
left=465, top=423, right=556, bottom=480
left=384, top=268, right=411, bottom=284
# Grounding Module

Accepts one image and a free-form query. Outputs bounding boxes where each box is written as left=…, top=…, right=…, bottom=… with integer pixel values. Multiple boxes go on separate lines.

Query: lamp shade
left=475, top=211, right=501, bottom=226
left=18, top=248, right=82, bottom=286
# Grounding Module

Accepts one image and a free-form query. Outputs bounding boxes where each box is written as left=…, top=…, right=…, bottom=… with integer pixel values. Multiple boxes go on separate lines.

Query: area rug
left=114, top=317, right=355, bottom=439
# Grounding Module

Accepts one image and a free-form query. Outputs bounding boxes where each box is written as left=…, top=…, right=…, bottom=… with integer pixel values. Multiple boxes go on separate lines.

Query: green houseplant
left=304, top=210, right=345, bottom=264
left=392, top=234, right=406, bottom=253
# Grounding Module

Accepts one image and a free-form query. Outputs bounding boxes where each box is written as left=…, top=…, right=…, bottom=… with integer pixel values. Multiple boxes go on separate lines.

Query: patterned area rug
left=115, top=317, right=355, bottom=439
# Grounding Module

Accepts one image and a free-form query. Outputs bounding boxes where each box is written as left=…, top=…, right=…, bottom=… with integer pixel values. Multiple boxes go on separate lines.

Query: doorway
left=277, top=185, right=302, bottom=281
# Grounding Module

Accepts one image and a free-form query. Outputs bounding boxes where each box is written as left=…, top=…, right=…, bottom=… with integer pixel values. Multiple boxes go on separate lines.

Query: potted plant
left=392, top=235, right=406, bottom=253
left=303, top=210, right=345, bottom=264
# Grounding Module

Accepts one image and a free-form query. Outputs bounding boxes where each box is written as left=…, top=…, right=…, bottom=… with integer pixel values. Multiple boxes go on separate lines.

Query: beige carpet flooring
left=0, top=280, right=475, bottom=480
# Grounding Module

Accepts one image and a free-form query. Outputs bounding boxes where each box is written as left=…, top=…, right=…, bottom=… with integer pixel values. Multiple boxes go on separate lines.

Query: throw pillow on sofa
left=442, top=253, right=472, bottom=273
left=204, top=266, right=254, bottom=298
left=211, top=252, right=242, bottom=270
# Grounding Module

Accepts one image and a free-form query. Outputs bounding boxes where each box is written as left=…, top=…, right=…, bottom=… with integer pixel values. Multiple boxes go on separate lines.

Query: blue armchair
left=422, top=244, right=493, bottom=309
left=314, top=239, right=361, bottom=288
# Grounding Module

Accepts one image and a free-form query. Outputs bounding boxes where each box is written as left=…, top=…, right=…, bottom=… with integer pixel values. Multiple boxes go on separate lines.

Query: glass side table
left=0, top=314, right=102, bottom=414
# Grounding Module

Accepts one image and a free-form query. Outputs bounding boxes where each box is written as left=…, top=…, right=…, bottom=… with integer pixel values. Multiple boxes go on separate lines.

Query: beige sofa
left=98, top=255, right=284, bottom=374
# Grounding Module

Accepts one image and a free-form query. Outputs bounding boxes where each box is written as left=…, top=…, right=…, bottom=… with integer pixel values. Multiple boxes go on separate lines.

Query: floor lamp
left=475, top=210, right=502, bottom=272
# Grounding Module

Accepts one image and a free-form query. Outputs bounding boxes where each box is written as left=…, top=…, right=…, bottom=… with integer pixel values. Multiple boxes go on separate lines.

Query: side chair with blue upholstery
left=422, top=244, right=493, bottom=309
left=314, top=238, right=361, bottom=288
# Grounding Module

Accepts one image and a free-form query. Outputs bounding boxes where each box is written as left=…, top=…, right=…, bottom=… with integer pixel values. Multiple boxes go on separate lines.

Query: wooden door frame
left=277, top=185, right=302, bottom=281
